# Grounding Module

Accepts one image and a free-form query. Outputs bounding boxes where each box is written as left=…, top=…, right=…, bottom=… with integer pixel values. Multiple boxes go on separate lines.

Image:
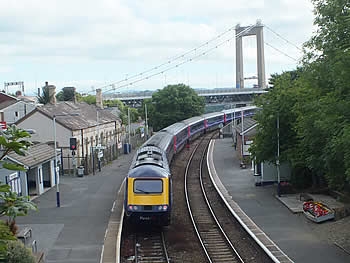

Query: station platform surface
left=210, top=137, right=350, bottom=263
left=16, top=152, right=134, bottom=263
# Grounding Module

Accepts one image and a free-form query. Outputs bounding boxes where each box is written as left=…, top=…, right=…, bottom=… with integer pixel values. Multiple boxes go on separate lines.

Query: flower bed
left=303, top=201, right=335, bottom=223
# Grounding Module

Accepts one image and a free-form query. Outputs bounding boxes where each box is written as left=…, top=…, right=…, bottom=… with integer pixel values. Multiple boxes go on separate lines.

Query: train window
left=191, top=121, right=204, bottom=133
left=134, top=179, right=163, bottom=194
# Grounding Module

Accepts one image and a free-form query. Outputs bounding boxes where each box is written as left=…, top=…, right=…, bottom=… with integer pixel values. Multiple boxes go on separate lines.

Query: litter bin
left=77, top=166, right=84, bottom=177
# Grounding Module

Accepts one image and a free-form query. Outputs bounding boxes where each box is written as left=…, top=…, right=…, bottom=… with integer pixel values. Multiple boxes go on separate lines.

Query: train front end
left=125, top=173, right=171, bottom=225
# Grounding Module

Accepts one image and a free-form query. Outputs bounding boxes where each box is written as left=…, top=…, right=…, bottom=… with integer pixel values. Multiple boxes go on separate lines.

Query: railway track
left=185, top=133, right=245, bottom=263
left=120, top=224, right=170, bottom=263
left=135, top=230, right=169, bottom=263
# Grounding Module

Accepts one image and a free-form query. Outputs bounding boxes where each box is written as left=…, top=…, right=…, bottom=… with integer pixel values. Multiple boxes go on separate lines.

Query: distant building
left=0, top=92, right=36, bottom=126
left=15, top=85, right=122, bottom=175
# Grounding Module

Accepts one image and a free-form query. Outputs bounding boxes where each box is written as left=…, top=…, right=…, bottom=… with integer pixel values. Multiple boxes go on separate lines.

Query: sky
left=0, top=0, right=315, bottom=96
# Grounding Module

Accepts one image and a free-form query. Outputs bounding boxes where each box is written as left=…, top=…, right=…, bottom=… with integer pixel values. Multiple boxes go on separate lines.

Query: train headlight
left=128, top=205, right=138, bottom=211
left=157, top=205, right=168, bottom=211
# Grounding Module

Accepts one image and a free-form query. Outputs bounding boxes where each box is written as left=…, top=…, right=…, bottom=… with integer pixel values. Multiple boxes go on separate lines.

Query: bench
left=17, top=227, right=32, bottom=244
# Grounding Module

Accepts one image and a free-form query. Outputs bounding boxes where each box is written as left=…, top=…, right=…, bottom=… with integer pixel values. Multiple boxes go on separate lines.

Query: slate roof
left=7, top=143, right=56, bottom=168
left=29, top=101, right=120, bottom=130
left=235, top=117, right=258, bottom=136
left=0, top=100, right=17, bottom=110
left=0, top=92, right=17, bottom=103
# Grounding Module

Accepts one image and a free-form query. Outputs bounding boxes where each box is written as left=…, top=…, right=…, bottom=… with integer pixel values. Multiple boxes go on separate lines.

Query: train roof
left=201, top=112, right=224, bottom=119
left=131, top=146, right=170, bottom=172
left=143, top=130, right=173, bottom=150
left=182, top=116, right=204, bottom=126
left=161, top=122, right=187, bottom=135
left=128, top=164, right=170, bottom=178
left=222, top=105, right=258, bottom=115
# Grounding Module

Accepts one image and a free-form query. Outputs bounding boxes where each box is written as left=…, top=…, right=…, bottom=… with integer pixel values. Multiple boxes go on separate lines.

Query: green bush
left=290, top=167, right=313, bottom=190
left=5, top=241, right=35, bottom=263
left=0, top=221, right=15, bottom=261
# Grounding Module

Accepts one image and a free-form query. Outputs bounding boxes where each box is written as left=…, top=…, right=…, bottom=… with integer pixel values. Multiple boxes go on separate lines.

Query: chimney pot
left=96, top=88, right=103, bottom=109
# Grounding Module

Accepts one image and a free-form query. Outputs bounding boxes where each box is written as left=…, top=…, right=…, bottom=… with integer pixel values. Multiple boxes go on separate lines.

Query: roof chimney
left=47, top=83, right=57, bottom=104
left=96, top=88, right=103, bottom=109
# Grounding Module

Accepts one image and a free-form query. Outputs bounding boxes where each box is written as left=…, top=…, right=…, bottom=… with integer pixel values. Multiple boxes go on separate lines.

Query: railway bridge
left=107, top=87, right=267, bottom=111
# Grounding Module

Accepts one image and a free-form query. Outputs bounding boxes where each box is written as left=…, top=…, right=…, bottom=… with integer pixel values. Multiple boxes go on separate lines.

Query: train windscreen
left=134, top=179, right=163, bottom=194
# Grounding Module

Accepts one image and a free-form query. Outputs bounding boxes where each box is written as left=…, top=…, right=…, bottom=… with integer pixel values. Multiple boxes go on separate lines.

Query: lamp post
left=277, top=113, right=281, bottom=197
left=240, top=110, right=245, bottom=168
left=231, top=104, right=237, bottom=150
left=53, top=113, right=79, bottom=207
left=97, top=110, right=101, bottom=172
left=145, top=103, right=148, bottom=139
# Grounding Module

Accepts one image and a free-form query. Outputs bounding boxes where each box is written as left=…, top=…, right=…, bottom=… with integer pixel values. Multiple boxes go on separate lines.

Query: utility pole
left=128, top=108, right=131, bottom=152
left=97, top=110, right=101, bottom=172
left=145, top=104, right=148, bottom=139
left=277, top=113, right=281, bottom=197
left=240, top=110, right=245, bottom=168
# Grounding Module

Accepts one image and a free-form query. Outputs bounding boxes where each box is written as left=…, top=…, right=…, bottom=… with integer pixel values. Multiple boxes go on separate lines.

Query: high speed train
left=124, top=105, right=257, bottom=226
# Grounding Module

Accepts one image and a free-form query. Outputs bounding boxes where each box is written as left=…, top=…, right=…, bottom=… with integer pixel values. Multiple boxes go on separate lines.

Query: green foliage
left=0, top=126, right=32, bottom=171
left=56, top=87, right=76, bottom=102
left=250, top=70, right=300, bottom=164
left=36, top=86, right=52, bottom=105
left=80, top=94, right=96, bottom=105
left=149, top=84, right=205, bottom=131
left=128, top=108, right=139, bottom=123
left=5, top=241, right=35, bottom=263
left=104, top=99, right=124, bottom=109
left=0, top=221, right=15, bottom=261
left=0, top=125, right=37, bottom=247
left=0, top=185, right=38, bottom=222
left=251, top=1, right=350, bottom=190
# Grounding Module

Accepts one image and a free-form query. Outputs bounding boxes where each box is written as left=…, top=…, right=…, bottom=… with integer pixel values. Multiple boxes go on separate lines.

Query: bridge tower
left=235, top=21, right=266, bottom=89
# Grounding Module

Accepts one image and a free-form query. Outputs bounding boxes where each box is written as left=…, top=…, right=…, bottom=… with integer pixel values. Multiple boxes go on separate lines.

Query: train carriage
left=162, top=122, right=187, bottom=153
left=182, top=116, right=205, bottom=141
left=202, top=112, right=225, bottom=132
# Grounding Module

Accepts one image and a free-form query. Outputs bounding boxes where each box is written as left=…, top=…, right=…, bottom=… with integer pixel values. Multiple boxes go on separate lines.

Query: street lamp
left=145, top=103, right=148, bottom=139
left=240, top=110, right=245, bottom=168
left=53, top=113, right=79, bottom=207
left=231, top=104, right=237, bottom=150
left=277, top=113, right=281, bottom=197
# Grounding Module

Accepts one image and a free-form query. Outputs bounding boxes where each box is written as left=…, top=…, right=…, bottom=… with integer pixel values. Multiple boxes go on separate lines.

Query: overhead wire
left=264, top=24, right=303, bottom=52
left=103, top=34, right=245, bottom=94
left=97, top=24, right=256, bottom=94
left=264, top=42, right=299, bottom=62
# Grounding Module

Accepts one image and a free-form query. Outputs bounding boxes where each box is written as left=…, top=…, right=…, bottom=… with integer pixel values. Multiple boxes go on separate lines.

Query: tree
left=0, top=214, right=16, bottom=261
left=0, top=125, right=33, bottom=171
left=251, top=1, right=350, bottom=191
left=0, top=125, right=38, bottom=258
left=56, top=87, right=77, bottom=101
left=80, top=94, right=96, bottom=105
left=36, top=86, right=52, bottom=105
left=149, top=84, right=205, bottom=131
left=0, top=183, right=37, bottom=235
left=250, top=70, right=300, bottom=165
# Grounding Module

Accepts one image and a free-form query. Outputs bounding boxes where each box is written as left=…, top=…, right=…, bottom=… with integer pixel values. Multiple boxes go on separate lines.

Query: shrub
left=6, top=241, right=35, bottom=263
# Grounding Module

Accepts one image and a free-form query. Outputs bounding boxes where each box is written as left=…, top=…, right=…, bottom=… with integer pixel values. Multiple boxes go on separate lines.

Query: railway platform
left=210, top=137, right=350, bottom=263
